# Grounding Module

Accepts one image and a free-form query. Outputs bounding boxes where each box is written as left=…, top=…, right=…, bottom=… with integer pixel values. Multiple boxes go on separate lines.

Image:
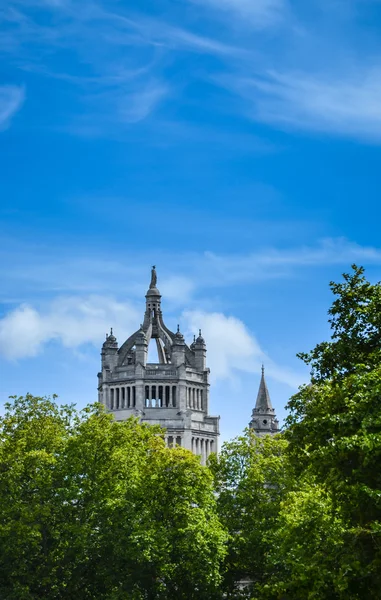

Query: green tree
left=0, top=394, right=227, bottom=600
left=282, top=266, right=381, bottom=598
left=210, top=431, right=293, bottom=599
left=298, top=264, right=381, bottom=382
left=212, top=266, right=381, bottom=599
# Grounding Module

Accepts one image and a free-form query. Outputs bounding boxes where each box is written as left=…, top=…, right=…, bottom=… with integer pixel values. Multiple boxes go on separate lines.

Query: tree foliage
left=297, top=264, right=381, bottom=381
left=210, top=432, right=293, bottom=598
left=0, top=395, right=226, bottom=600
left=281, top=265, right=381, bottom=598
left=211, top=265, right=381, bottom=599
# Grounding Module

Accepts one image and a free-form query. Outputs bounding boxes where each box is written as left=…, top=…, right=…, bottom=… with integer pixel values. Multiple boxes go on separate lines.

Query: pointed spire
left=255, top=364, right=273, bottom=412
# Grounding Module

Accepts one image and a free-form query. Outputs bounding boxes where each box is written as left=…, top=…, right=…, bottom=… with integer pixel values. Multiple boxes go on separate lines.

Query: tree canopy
left=0, top=395, right=226, bottom=600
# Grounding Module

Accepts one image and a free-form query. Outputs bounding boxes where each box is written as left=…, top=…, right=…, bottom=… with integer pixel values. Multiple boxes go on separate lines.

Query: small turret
left=101, top=328, right=119, bottom=370
left=194, top=329, right=207, bottom=371
left=171, top=324, right=186, bottom=367
left=135, top=326, right=148, bottom=366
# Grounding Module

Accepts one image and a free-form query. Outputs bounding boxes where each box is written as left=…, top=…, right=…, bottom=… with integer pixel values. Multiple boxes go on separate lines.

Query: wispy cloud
left=218, top=66, right=381, bottom=139
left=189, top=0, right=287, bottom=27
left=1, top=237, right=380, bottom=305
left=101, top=10, right=241, bottom=56
left=1, top=1, right=241, bottom=134
left=118, top=81, right=168, bottom=123
left=0, top=85, right=24, bottom=130
left=3, top=0, right=381, bottom=141
left=200, top=238, right=381, bottom=285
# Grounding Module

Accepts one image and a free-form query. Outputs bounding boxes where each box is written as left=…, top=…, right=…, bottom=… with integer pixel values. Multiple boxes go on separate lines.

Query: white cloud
left=221, top=67, right=381, bottom=139
left=183, top=310, right=301, bottom=387
left=0, top=85, right=24, bottom=130
left=0, top=296, right=139, bottom=360
left=0, top=293, right=301, bottom=389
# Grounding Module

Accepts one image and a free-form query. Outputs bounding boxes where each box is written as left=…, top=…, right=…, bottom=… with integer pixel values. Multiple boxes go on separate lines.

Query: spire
left=255, top=365, right=273, bottom=412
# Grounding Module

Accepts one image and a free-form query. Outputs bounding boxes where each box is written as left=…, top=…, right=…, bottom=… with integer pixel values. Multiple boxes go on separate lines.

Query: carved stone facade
left=98, top=267, right=219, bottom=463
left=249, top=365, right=279, bottom=436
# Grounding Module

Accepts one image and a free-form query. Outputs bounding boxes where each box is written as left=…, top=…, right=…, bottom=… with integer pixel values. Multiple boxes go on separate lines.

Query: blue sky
left=1, top=0, right=381, bottom=442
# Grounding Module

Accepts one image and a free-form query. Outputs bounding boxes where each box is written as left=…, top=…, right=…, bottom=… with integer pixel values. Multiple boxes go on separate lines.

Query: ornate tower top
left=114, top=267, right=205, bottom=367
left=98, top=266, right=220, bottom=463
left=249, top=365, right=279, bottom=436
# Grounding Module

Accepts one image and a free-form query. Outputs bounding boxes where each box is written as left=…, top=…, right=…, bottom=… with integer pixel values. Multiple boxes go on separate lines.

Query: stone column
left=168, top=386, right=172, bottom=407
left=135, top=382, right=144, bottom=413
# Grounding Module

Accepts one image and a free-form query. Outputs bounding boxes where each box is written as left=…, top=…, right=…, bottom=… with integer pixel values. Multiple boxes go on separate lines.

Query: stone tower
left=249, top=366, right=279, bottom=435
left=98, top=266, right=219, bottom=463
